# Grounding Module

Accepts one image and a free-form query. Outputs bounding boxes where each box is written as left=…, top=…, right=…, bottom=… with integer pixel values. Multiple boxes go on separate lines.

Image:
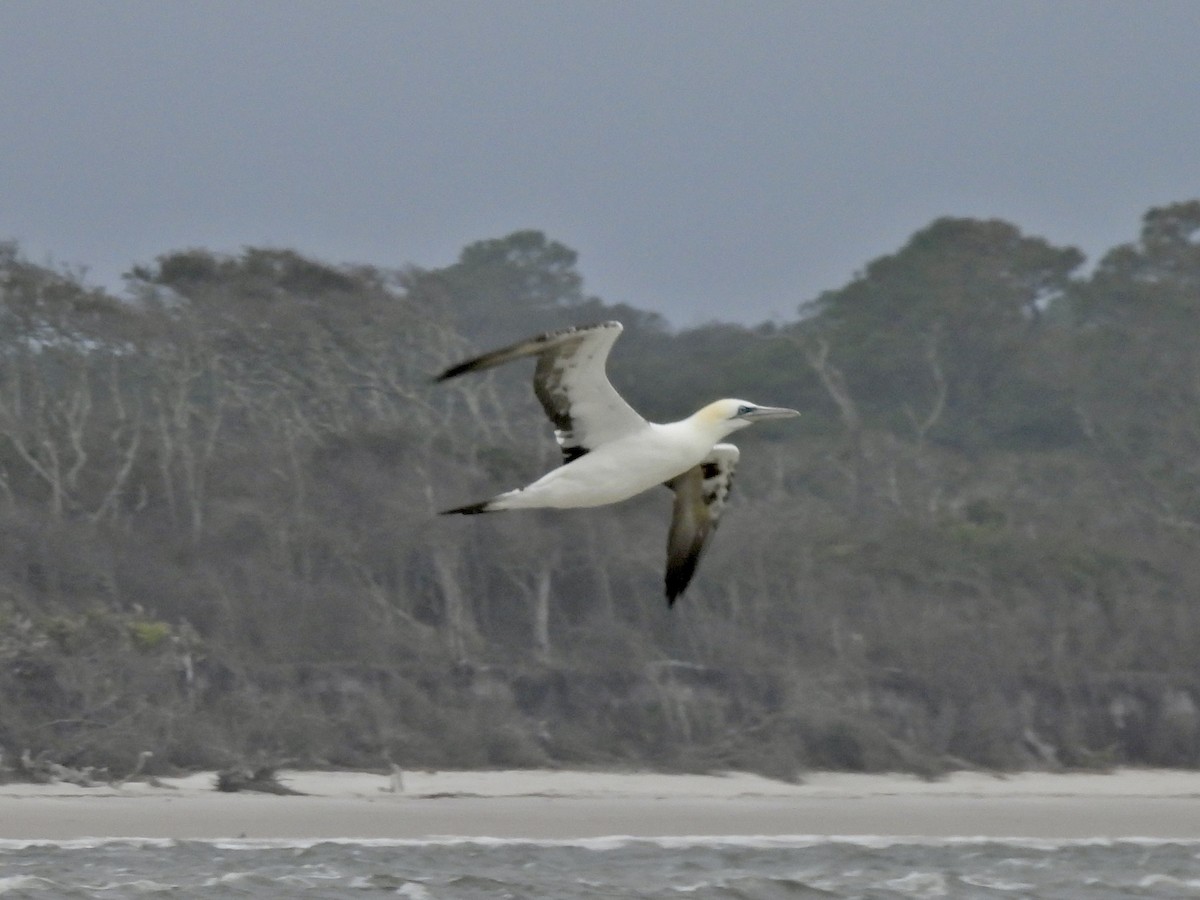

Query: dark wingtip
left=665, top=555, right=700, bottom=607
left=440, top=501, right=493, bottom=515
left=432, top=361, right=469, bottom=383
left=665, top=579, right=686, bottom=608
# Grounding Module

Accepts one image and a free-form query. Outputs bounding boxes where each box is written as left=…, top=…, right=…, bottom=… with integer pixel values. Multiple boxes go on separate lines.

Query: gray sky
left=3, top=1, right=1198, bottom=326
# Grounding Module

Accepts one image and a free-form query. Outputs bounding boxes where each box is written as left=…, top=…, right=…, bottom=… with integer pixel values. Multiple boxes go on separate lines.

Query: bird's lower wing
left=663, top=443, right=740, bottom=606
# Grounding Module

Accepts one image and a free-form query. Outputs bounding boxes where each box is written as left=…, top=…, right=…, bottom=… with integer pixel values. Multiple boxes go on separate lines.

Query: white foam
left=961, top=874, right=1036, bottom=892
left=881, top=870, right=949, bottom=897
left=1137, top=874, right=1200, bottom=893
left=0, top=875, right=60, bottom=894
left=0, top=837, right=177, bottom=851
left=90, top=879, right=177, bottom=893
left=5, top=833, right=1200, bottom=852
left=201, top=871, right=251, bottom=887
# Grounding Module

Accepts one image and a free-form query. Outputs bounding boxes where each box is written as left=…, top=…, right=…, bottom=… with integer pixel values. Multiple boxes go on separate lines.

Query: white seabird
left=436, top=321, right=799, bottom=605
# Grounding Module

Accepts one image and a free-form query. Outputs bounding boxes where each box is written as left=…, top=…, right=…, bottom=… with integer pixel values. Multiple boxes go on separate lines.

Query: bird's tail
left=440, top=500, right=496, bottom=515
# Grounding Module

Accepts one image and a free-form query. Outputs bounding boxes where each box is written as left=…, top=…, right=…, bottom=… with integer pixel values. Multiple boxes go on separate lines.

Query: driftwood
left=215, top=765, right=305, bottom=795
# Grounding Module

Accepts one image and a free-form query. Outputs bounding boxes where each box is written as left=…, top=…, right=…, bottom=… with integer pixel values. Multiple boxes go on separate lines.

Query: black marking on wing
left=533, top=334, right=590, bottom=459
left=663, top=445, right=739, bottom=606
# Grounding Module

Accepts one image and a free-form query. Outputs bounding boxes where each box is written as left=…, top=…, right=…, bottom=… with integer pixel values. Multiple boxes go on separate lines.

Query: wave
left=0, top=837, right=178, bottom=851
left=5, top=833, right=1200, bottom=852
left=0, top=876, right=64, bottom=895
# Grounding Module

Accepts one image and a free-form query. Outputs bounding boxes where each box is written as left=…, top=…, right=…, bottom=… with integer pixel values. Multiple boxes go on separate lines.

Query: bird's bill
left=743, top=406, right=800, bottom=420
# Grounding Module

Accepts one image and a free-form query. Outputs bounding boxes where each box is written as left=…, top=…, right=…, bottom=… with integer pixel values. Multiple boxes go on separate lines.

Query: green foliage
left=129, top=620, right=172, bottom=652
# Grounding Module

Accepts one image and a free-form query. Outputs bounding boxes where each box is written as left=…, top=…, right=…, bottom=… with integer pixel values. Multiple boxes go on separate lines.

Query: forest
left=0, top=201, right=1198, bottom=782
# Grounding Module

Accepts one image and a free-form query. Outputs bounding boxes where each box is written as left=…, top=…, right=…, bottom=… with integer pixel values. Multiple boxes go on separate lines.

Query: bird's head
left=695, top=399, right=800, bottom=435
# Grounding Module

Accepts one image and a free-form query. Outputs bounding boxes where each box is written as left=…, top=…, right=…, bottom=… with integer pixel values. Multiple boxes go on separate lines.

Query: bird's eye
left=736, top=404, right=754, bottom=416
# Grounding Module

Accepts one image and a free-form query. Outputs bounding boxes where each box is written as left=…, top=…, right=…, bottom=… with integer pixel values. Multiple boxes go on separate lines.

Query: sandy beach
left=2, top=768, right=1199, bottom=842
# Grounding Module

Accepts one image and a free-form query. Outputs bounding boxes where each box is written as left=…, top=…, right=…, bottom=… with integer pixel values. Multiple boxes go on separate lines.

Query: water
left=2, top=835, right=1199, bottom=898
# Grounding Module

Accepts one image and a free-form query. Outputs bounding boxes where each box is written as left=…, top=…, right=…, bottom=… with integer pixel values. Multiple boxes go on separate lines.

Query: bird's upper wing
left=435, top=321, right=646, bottom=462
left=663, top=443, right=740, bottom=606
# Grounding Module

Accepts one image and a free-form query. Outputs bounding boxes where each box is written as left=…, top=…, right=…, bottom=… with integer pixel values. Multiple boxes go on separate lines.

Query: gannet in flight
left=435, top=321, right=799, bottom=605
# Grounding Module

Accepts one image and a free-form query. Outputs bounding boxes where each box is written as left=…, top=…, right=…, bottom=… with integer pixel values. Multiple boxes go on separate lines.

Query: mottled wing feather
left=435, top=321, right=646, bottom=462
left=663, top=443, right=739, bottom=606
left=530, top=324, right=647, bottom=460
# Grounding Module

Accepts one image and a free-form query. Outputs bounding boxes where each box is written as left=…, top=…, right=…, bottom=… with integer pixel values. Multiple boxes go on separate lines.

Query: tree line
left=0, top=201, right=1198, bottom=781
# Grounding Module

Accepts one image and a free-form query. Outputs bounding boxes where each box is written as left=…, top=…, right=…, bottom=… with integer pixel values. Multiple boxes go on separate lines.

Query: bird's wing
left=663, top=443, right=740, bottom=606
left=435, top=321, right=646, bottom=462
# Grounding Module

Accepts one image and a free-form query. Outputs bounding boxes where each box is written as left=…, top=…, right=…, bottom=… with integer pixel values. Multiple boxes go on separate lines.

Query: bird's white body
left=491, top=411, right=740, bottom=510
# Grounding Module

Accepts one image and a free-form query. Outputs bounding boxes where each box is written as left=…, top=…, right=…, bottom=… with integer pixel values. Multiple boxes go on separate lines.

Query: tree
left=1067, top=201, right=1200, bottom=533
left=805, top=218, right=1084, bottom=448
left=5, top=210, right=1200, bottom=778
left=414, top=230, right=599, bottom=344
left=0, top=247, right=145, bottom=521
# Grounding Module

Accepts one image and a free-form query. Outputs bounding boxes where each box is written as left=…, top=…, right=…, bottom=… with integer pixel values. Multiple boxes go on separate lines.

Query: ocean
left=2, top=835, right=1199, bottom=898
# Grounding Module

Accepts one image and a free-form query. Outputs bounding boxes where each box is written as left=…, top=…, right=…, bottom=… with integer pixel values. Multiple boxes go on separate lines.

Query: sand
left=2, top=768, right=1199, bottom=841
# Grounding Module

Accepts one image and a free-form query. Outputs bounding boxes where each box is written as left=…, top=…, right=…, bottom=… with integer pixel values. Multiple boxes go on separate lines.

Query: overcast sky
left=2, top=2, right=1198, bottom=326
